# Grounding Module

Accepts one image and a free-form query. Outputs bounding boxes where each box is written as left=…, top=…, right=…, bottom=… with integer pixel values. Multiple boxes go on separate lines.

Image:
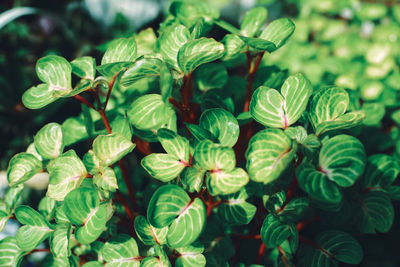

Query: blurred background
left=0, top=0, right=400, bottom=266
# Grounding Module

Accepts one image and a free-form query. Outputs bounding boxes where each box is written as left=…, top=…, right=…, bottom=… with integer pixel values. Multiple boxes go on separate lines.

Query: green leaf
left=36, top=55, right=72, bottom=95
left=83, top=150, right=101, bottom=175
left=147, top=185, right=190, bottom=228
left=175, top=243, right=206, bottom=267
left=319, top=135, right=366, bottom=187
left=206, top=168, right=249, bottom=196
left=128, top=94, right=175, bottom=131
left=134, top=215, right=168, bottom=246
left=181, top=164, right=206, bottom=193
left=141, top=153, right=186, bottom=182
left=298, top=230, right=363, bottom=266
left=62, top=116, right=89, bottom=146
left=160, top=63, right=173, bottom=102
left=259, top=18, right=295, bottom=50
left=221, top=34, right=245, bottom=60
left=309, top=87, right=365, bottom=136
left=261, top=213, right=296, bottom=248
left=38, top=196, right=57, bottom=221
left=246, top=129, right=296, bottom=184
left=297, top=162, right=342, bottom=204
left=64, top=188, right=107, bottom=244
left=167, top=197, right=206, bottom=247
left=101, top=37, right=137, bottom=65
left=157, top=128, right=190, bottom=162
left=4, top=184, right=23, bottom=212
left=240, top=7, right=267, bottom=37
left=239, top=36, right=276, bottom=52
left=101, top=234, right=140, bottom=267
left=7, top=152, right=42, bottom=187
left=111, top=115, right=133, bottom=141
left=0, top=237, right=25, bottom=267
left=264, top=191, right=286, bottom=213
left=185, top=123, right=217, bottom=143
left=190, top=18, right=206, bottom=39
left=97, top=62, right=133, bottom=78
left=217, top=190, right=256, bottom=225
left=362, top=154, right=400, bottom=189
left=93, top=167, right=118, bottom=192
left=34, top=122, right=64, bottom=160
left=199, top=108, right=239, bottom=147
left=193, top=140, right=236, bottom=171
left=93, top=133, right=135, bottom=166
left=119, top=58, right=163, bottom=88
left=177, top=38, right=225, bottom=74
left=195, top=63, right=228, bottom=91
left=214, top=20, right=241, bottom=35
left=277, top=198, right=310, bottom=223
left=47, top=150, right=87, bottom=201
left=158, top=24, right=190, bottom=72
left=71, top=56, right=96, bottom=80
left=50, top=224, right=72, bottom=258
left=249, top=73, right=312, bottom=129
left=22, top=84, right=56, bottom=109
left=170, top=1, right=219, bottom=29
left=15, top=206, right=53, bottom=251
left=357, top=191, right=394, bottom=233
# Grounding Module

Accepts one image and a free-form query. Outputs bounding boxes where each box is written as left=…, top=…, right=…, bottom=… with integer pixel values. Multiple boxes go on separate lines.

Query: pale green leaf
left=181, top=164, right=206, bottom=193
left=101, top=37, right=137, bottom=65
left=120, top=58, right=163, bottom=88
left=206, top=167, right=249, bottom=196
left=218, top=190, right=256, bottom=225
left=62, top=116, right=89, bottom=146
left=193, top=140, right=236, bottom=171
left=22, top=83, right=56, bottom=109
left=75, top=204, right=107, bottom=245
left=128, top=94, right=175, bottom=131
left=259, top=18, right=295, bottom=50
left=221, top=34, right=246, bottom=60
left=93, top=167, right=118, bottom=192
left=177, top=38, right=225, bottom=74
left=261, top=213, right=296, bottom=248
left=38, top=196, right=57, bottom=221
left=246, top=129, right=296, bottom=184
left=7, top=152, right=42, bottom=187
left=0, top=237, right=25, bottom=267
left=93, top=133, right=135, bottom=166
left=240, top=7, right=267, bottom=37
left=199, top=108, right=239, bottom=147
left=249, top=73, right=312, bottom=129
left=111, top=115, right=133, bottom=141
left=97, top=62, right=133, bottom=78
left=36, top=55, right=72, bottom=95
left=160, top=63, right=173, bottom=102
left=83, top=150, right=101, bottom=175
left=157, top=128, right=190, bottom=162
left=134, top=215, right=168, bottom=246
left=71, top=56, right=96, bottom=80
left=141, top=153, right=186, bottom=182
left=175, top=243, right=206, bottom=267
left=50, top=224, right=72, bottom=258
left=47, top=150, right=87, bottom=201
left=34, top=122, right=64, bottom=160
left=101, top=234, right=140, bottom=267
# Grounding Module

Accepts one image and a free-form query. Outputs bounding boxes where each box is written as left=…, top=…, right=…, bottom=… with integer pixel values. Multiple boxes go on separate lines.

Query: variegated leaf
left=93, top=133, right=135, bottom=166
left=34, top=122, right=64, bottom=160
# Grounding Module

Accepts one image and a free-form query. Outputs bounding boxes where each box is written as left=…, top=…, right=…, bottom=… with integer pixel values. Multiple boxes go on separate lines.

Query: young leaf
left=93, top=133, right=135, bottom=166
left=119, top=58, right=163, bottom=88
left=261, top=213, right=296, bottom=248
left=64, top=188, right=107, bottom=244
left=134, top=215, right=168, bottom=246
left=22, top=84, right=56, bottom=109
left=249, top=73, right=312, bottom=129
left=128, top=94, right=175, bottom=130
left=206, top=167, right=249, bottom=196
left=158, top=24, right=190, bottom=72
left=0, top=237, right=25, bottom=267
left=177, top=38, right=225, bottom=74
left=93, top=167, right=118, bottom=192
left=101, top=234, right=140, bottom=266
left=175, top=243, right=206, bottom=267
left=47, top=150, right=87, bottom=201
left=309, top=87, right=365, bottom=135
left=193, top=140, right=236, bottom=171
left=141, top=153, right=186, bottom=182
left=240, top=7, right=267, bottom=37
left=246, top=129, right=296, bottom=184
left=7, top=152, right=42, bottom=187
left=157, top=128, right=190, bottom=162
left=34, top=122, right=64, bottom=160
left=71, top=56, right=96, bottom=80
left=199, top=108, right=239, bottom=148
left=101, top=37, right=137, bottom=65
left=259, top=18, right=295, bottom=50
left=50, top=224, right=72, bottom=258
left=217, top=190, right=257, bottom=225
left=15, top=206, right=54, bottom=251
left=35, top=55, right=72, bottom=95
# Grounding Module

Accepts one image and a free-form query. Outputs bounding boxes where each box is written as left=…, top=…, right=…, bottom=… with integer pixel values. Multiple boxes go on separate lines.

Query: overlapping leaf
left=15, top=206, right=54, bottom=251
left=93, top=167, right=118, bottom=192
left=217, top=190, right=256, bottom=225
left=240, top=7, right=267, bottom=37
left=101, top=37, right=137, bottom=65
left=47, top=150, right=87, bottom=201
left=93, top=133, right=135, bottom=166
left=0, top=237, right=25, bottom=267
left=142, top=154, right=186, bottom=182
left=249, top=73, right=312, bottom=129
left=134, top=216, right=168, bottom=245
left=101, top=234, right=140, bottom=267
left=193, top=140, right=236, bottom=171
left=71, top=56, right=96, bottom=80
left=50, top=224, right=72, bottom=258
left=361, top=154, right=400, bottom=189
left=7, top=152, right=42, bottom=187
left=309, top=87, right=365, bottom=135
left=175, top=243, right=206, bottom=267
left=261, top=213, right=296, bottom=248
left=246, top=129, right=296, bottom=184
left=34, top=122, right=64, bottom=160
left=119, top=58, right=163, bottom=88
left=206, top=167, right=249, bottom=196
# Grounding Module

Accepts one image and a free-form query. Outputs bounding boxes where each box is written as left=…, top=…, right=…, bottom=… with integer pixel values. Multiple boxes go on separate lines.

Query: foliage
left=1, top=0, right=400, bottom=266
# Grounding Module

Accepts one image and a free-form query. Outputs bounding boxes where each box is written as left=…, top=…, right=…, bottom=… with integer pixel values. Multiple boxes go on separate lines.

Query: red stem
left=98, top=110, right=112, bottom=134
left=238, top=234, right=261, bottom=240
left=118, top=159, right=139, bottom=212
left=278, top=246, right=290, bottom=267
left=299, top=235, right=334, bottom=259
left=255, top=241, right=266, bottom=264
left=73, top=94, right=96, bottom=110
left=243, top=52, right=265, bottom=112
left=103, top=73, right=119, bottom=111
left=296, top=215, right=321, bottom=232
left=133, top=136, right=153, bottom=156
left=28, top=248, right=51, bottom=255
